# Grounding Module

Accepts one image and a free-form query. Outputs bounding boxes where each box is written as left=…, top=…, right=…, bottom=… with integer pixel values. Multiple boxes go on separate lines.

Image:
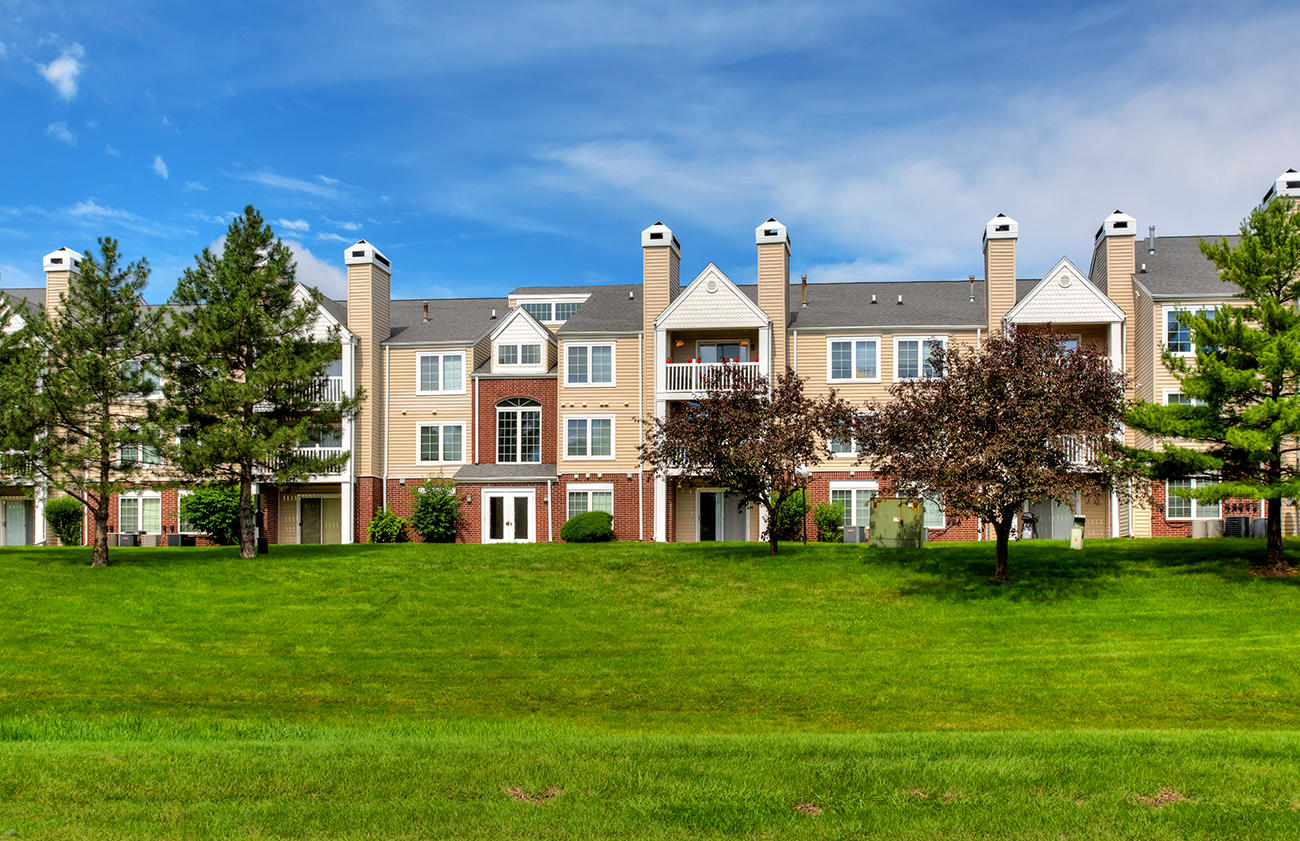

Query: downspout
left=473, top=373, right=479, bottom=464
left=976, top=326, right=983, bottom=539
left=546, top=479, right=553, bottom=543
left=638, top=329, right=644, bottom=541
left=382, top=344, right=390, bottom=510
left=792, top=329, right=798, bottom=373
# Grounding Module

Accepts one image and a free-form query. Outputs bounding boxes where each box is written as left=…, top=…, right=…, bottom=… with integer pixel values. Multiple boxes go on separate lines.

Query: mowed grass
left=1, top=538, right=1299, bottom=838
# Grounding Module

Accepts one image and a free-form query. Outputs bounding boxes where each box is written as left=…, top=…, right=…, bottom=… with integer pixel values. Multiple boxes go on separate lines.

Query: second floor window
left=418, top=423, right=464, bottom=464
left=497, top=397, right=542, bottom=463
left=119, top=436, right=163, bottom=467
left=566, top=417, right=612, bottom=458
left=498, top=344, right=541, bottom=366
left=828, top=337, right=879, bottom=382
left=567, top=343, right=613, bottom=386
left=123, top=359, right=163, bottom=399
left=417, top=352, right=464, bottom=394
left=1166, top=307, right=1216, bottom=355
left=896, top=337, right=946, bottom=380
left=301, top=422, right=343, bottom=449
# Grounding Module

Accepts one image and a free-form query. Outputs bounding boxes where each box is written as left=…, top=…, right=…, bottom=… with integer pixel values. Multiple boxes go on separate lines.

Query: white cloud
left=317, top=174, right=339, bottom=185
left=228, top=169, right=339, bottom=198
left=152, top=155, right=169, bottom=180
left=38, top=42, right=85, bottom=100
left=65, top=199, right=186, bottom=238
left=104, top=144, right=119, bottom=156
left=0, top=263, right=38, bottom=288
left=316, top=232, right=351, bottom=243
left=189, top=210, right=236, bottom=226
left=46, top=121, right=75, bottom=146
left=0, top=42, right=8, bottom=59
left=277, top=218, right=310, bottom=232
left=284, top=239, right=346, bottom=297
left=325, top=218, right=361, bottom=231
left=184, top=180, right=208, bottom=191
left=68, top=199, right=140, bottom=221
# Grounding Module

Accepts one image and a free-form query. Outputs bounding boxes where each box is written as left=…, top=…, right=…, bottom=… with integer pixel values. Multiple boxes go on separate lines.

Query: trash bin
left=1069, top=516, right=1085, bottom=550
left=257, top=536, right=269, bottom=555
left=1251, top=517, right=1268, bottom=538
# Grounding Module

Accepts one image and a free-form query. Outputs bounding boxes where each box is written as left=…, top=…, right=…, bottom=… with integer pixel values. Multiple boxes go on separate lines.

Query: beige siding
left=794, top=329, right=981, bottom=405
left=667, top=329, right=760, bottom=363
left=1081, top=493, right=1109, bottom=540
left=675, top=486, right=695, bottom=542
left=347, top=263, right=391, bottom=477
left=757, top=242, right=789, bottom=372
left=984, top=238, right=1016, bottom=328
left=44, top=270, right=71, bottom=316
left=558, top=336, right=643, bottom=471
left=642, top=243, right=680, bottom=448
left=386, top=345, right=475, bottom=477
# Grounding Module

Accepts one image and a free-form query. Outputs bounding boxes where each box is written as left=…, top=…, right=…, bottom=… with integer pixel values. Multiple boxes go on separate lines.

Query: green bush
left=43, top=495, right=83, bottom=546
left=180, top=484, right=241, bottom=545
left=772, top=493, right=809, bottom=541
left=410, top=478, right=460, bottom=543
left=813, top=501, right=845, bottom=542
left=367, top=507, right=410, bottom=544
left=560, top=510, right=614, bottom=543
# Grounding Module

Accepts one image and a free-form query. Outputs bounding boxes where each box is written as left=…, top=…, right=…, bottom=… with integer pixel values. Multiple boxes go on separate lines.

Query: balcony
left=307, top=376, right=345, bottom=403
left=663, top=361, right=761, bottom=394
left=264, top=446, right=349, bottom=477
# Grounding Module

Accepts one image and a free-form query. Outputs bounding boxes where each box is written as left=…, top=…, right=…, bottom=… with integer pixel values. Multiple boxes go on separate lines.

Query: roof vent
left=1148, top=225, right=1156, bottom=255
left=1098, top=210, right=1137, bottom=242
left=628, top=290, right=634, bottom=300
left=983, top=213, right=1019, bottom=244
left=422, top=302, right=429, bottom=323
left=897, top=294, right=903, bottom=305
left=871, top=294, right=877, bottom=305
left=491, top=308, right=497, bottom=319
left=968, top=275, right=975, bottom=304
left=1140, top=263, right=1147, bottom=273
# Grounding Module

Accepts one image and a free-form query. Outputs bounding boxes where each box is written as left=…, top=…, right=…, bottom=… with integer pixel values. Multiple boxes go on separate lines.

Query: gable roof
left=1135, top=235, right=1243, bottom=299
left=1005, top=257, right=1125, bottom=324
left=657, top=263, right=770, bottom=329
left=488, top=301, right=555, bottom=343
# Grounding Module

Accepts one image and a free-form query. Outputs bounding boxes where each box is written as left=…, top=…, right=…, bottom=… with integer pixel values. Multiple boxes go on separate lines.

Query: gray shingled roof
left=554, top=284, right=641, bottom=334
left=386, top=297, right=508, bottom=344
left=453, top=463, right=558, bottom=483
left=0, top=288, right=45, bottom=311
left=321, top=297, right=348, bottom=326
left=785, top=280, right=988, bottom=329
left=1135, top=235, right=1243, bottom=298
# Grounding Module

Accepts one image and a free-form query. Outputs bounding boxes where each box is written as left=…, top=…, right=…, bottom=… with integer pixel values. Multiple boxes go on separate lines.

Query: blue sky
left=2, top=0, right=1298, bottom=303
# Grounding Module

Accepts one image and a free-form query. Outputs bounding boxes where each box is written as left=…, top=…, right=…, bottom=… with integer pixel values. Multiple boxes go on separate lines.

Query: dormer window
left=514, top=295, right=587, bottom=324
left=498, top=343, right=542, bottom=367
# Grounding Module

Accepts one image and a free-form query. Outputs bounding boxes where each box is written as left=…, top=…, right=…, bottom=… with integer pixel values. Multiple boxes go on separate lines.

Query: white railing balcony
left=663, top=361, right=761, bottom=393
left=264, top=446, right=349, bottom=476
left=1062, top=436, right=1099, bottom=467
left=307, top=376, right=345, bottom=403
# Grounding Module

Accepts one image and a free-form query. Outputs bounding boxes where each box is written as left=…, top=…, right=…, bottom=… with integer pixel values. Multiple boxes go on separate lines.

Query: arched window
left=497, top=397, right=542, bottom=463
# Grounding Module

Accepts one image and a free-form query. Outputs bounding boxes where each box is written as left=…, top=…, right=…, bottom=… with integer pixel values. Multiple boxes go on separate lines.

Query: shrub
left=772, top=493, right=809, bottom=541
left=180, top=484, right=241, bottom=545
left=560, top=510, right=614, bottom=543
left=410, top=478, right=460, bottom=543
left=367, top=507, right=410, bottom=543
left=813, top=501, right=845, bottom=542
left=43, top=495, right=83, bottom=546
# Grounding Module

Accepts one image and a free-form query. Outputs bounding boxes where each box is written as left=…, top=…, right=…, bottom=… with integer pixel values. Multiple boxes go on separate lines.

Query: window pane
left=442, top=426, right=462, bottom=462
left=830, top=437, right=854, bottom=455
left=120, top=443, right=138, bottom=466
left=592, top=491, right=614, bottom=514
left=420, top=426, right=440, bottom=461
left=321, top=356, right=343, bottom=377
left=567, top=346, right=588, bottom=383
left=923, top=492, right=944, bottom=528
left=442, top=355, right=463, bottom=391
left=419, top=356, right=439, bottom=391
left=120, top=498, right=139, bottom=533
left=522, top=302, right=553, bottom=322
left=855, top=490, right=874, bottom=530
left=568, top=492, right=588, bottom=517
left=142, top=498, right=162, bottom=533
left=1197, top=491, right=1220, bottom=520
left=1168, top=311, right=1191, bottom=353
left=522, top=344, right=541, bottom=365
left=856, top=341, right=877, bottom=379
left=520, top=410, right=541, bottom=462
left=141, top=444, right=163, bottom=465
left=830, top=341, right=851, bottom=379
left=830, top=490, right=853, bottom=525
left=1166, top=479, right=1192, bottom=518
left=498, top=345, right=518, bottom=365
left=1167, top=392, right=1192, bottom=405
left=497, top=412, right=518, bottom=463
left=591, top=346, right=613, bottom=383
left=567, top=418, right=587, bottom=457
left=897, top=341, right=919, bottom=379
left=555, top=302, right=580, bottom=321
left=178, top=493, right=196, bottom=533
left=590, top=419, right=611, bottom=456
left=922, top=340, right=943, bottom=377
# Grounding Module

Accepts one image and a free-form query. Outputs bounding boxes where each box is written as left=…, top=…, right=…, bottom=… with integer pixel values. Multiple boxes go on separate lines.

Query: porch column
left=653, top=398, right=667, bottom=542
left=33, top=482, right=47, bottom=545
left=1108, top=321, right=1122, bottom=375
left=341, top=479, right=355, bottom=544
left=759, top=325, right=772, bottom=384
left=1110, top=488, right=1120, bottom=538
left=655, top=327, right=667, bottom=394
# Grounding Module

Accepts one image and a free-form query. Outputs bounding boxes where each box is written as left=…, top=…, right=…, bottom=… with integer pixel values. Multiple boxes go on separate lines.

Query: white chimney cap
left=1264, top=168, right=1300, bottom=204
left=43, top=246, right=82, bottom=274
left=641, top=222, right=681, bottom=256
left=343, top=239, right=392, bottom=272
left=1099, top=210, right=1137, bottom=240
left=983, top=213, right=1019, bottom=243
left=755, top=217, right=789, bottom=247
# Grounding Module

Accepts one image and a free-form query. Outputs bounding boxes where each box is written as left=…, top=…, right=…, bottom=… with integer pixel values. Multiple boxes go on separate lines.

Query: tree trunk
left=767, top=501, right=779, bottom=556
left=238, top=471, right=256, bottom=559
left=1265, top=496, right=1290, bottom=572
left=90, top=508, right=109, bottom=568
left=992, top=518, right=1011, bottom=581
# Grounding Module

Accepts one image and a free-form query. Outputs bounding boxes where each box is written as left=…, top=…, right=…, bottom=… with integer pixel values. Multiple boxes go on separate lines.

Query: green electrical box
left=868, top=497, right=927, bottom=548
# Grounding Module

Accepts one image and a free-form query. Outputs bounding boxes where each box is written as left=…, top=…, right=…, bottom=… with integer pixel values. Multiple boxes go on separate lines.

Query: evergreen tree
left=0, top=239, right=165, bottom=567
left=1127, top=197, right=1300, bottom=571
left=160, top=206, right=362, bottom=558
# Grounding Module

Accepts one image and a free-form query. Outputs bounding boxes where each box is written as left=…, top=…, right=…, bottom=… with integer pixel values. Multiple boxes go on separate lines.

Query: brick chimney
left=982, top=214, right=1018, bottom=332
left=755, top=218, right=790, bottom=372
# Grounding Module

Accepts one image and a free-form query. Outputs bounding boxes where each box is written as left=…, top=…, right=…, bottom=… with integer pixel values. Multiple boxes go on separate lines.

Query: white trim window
left=1163, top=306, right=1217, bottom=356
left=416, top=351, right=466, bottom=394
left=1163, top=389, right=1204, bottom=407
left=417, top=423, right=465, bottom=465
left=829, top=481, right=877, bottom=527
left=565, top=342, right=615, bottom=386
left=118, top=434, right=163, bottom=467
left=119, top=491, right=162, bottom=534
left=565, top=416, right=614, bottom=459
left=497, top=397, right=542, bottom=463
left=521, top=302, right=554, bottom=323
left=123, top=359, right=163, bottom=399
left=497, top=343, right=542, bottom=367
left=177, top=489, right=198, bottom=534
left=895, top=336, right=947, bottom=380
left=827, top=336, right=880, bottom=382
left=1165, top=478, right=1221, bottom=520
left=567, top=482, right=614, bottom=518
left=828, top=437, right=859, bottom=458
left=923, top=491, right=945, bottom=529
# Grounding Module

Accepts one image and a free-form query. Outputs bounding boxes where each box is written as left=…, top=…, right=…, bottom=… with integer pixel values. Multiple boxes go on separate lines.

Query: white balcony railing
left=663, top=361, right=761, bottom=393
left=264, top=446, right=349, bottom=476
left=307, top=376, right=345, bottom=403
left=1062, top=436, right=1099, bottom=467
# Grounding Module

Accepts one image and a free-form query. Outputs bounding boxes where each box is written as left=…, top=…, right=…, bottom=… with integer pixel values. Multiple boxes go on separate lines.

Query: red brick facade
left=1148, top=479, right=1261, bottom=537
left=355, top=476, right=383, bottom=542
left=472, top=376, right=558, bottom=466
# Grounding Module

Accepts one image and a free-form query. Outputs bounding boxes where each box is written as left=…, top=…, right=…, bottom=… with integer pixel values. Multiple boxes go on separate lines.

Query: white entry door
left=483, top=489, right=536, bottom=543
left=3, top=500, right=30, bottom=546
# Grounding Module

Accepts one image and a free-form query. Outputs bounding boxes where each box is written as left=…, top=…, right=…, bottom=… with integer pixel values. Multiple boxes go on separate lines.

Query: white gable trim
left=1004, top=257, right=1125, bottom=325
left=489, top=303, right=554, bottom=344
left=655, top=262, right=770, bottom=329
left=294, top=283, right=354, bottom=340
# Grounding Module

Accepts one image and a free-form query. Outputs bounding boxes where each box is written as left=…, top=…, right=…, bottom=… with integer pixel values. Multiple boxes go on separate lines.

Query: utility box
left=868, top=497, right=926, bottom=549
left=1069, top=516, right=1086, bottom=550
left=842, top=525, right=866, bottom=544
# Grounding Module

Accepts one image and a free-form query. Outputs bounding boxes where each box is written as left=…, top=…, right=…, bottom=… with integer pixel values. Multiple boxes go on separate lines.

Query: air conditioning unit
left=1224, top=516, right=1250, bottom=538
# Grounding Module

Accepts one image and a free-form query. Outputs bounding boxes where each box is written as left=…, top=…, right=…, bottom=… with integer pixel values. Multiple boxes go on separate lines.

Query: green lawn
left=1, top=538, right=1298, bottom=838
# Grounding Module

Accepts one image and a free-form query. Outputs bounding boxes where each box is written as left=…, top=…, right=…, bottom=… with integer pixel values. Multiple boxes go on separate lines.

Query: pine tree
left=1127, top=197, right=1300, bottom=571
left=160, top=206, right=362, bottom=558
left=0, top=239, right=166, bottom=567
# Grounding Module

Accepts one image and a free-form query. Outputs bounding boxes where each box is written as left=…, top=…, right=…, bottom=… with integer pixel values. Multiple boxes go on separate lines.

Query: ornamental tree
left=640, top=367, right=863, bottom=555
left=868, top=328, right=1134, bottom=580
left=0, top=239, right=167, bottom=566
left=1126, top=197, right=1300, bottom=571
left=158, top=207, right=362, bottom=558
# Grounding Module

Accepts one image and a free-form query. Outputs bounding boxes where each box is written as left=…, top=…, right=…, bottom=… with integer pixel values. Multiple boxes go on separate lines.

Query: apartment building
left=3, top=169, right=1297, bottom=547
